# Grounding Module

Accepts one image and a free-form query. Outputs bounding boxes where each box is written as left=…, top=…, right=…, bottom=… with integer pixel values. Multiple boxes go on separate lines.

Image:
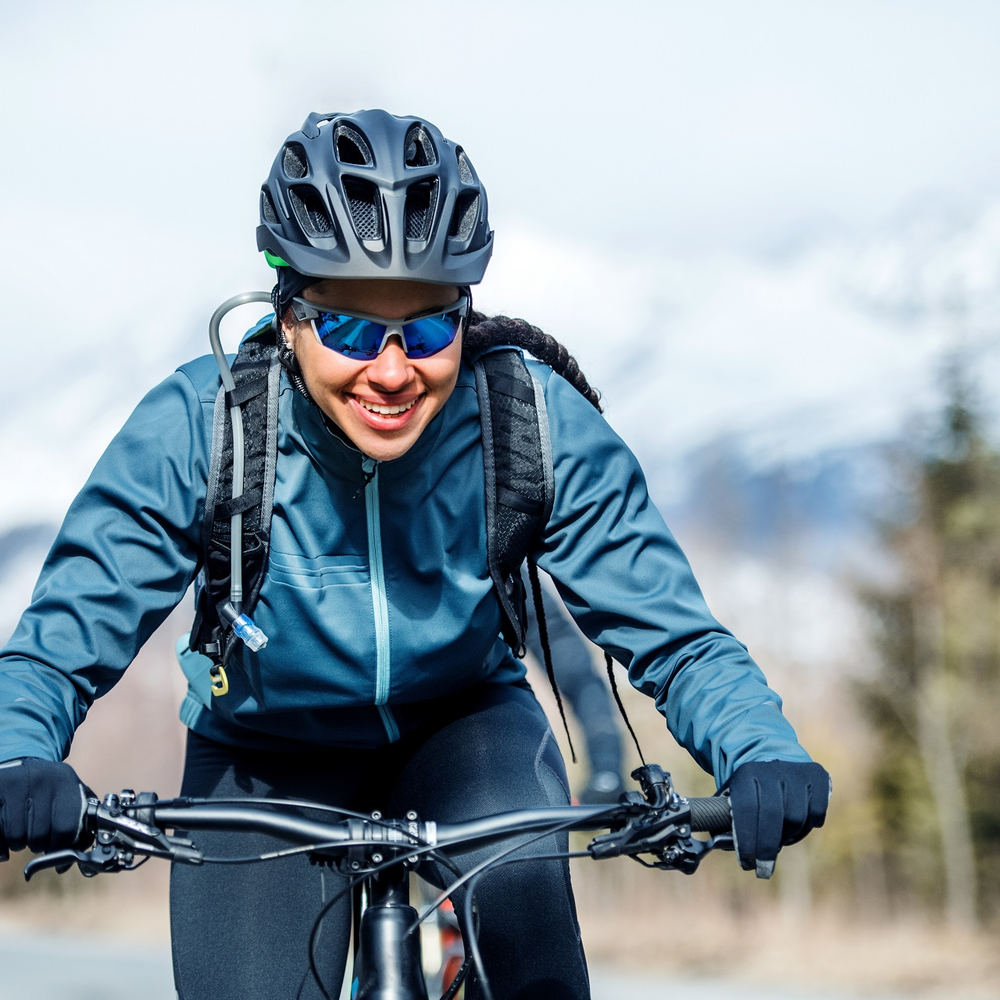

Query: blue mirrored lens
left=314, top=314, right=382, bottom=359
left=401, top=315, right=461, bottom=358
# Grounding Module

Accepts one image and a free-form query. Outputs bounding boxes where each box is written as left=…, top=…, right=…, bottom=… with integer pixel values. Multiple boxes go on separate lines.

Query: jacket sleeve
left=532, top=365, right=812, bottom=785
left=0, top=368, right=212, bottom=762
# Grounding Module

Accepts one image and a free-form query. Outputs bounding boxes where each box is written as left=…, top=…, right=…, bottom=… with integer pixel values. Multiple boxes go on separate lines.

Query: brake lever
left=23, top=792, right=204, bottom=882
left=24, top=841, right=131, bottom=881
left=588, top=766, right=730, bottom=874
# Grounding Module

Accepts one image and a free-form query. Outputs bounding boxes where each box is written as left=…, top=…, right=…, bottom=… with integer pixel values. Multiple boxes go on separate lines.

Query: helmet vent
left=449, top=191, right=480, bottom=241
left=282, top=142, right=308, bottom=179
left=456, top=149, right=474, bottom=185
left=342, top=177, right=383, bottom=241
left=405, top=180, right=438, bottom=240
left=404, top=124, right=437, bottom=167
left=260, top=186, right=279, bottom=224
left=334, top=125, right=374, bottom=166
left=288, top=185, right=334, bottom=238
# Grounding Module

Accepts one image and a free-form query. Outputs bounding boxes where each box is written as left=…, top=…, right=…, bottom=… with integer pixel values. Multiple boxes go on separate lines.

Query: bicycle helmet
left=257, top=109, right=493, bottom=286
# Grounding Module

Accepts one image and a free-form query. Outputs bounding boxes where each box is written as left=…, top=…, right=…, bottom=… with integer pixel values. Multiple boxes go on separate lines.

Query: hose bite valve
left=232, top=614, right=268, bottom=652
left=218, top=602, right=269, bottom=652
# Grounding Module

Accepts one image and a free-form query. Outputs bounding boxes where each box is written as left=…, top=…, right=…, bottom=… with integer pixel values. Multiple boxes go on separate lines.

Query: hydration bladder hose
left=207, top=291, right=273, bottom=653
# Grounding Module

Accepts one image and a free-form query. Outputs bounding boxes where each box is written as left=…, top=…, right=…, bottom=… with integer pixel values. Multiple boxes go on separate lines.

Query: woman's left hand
left=723, top=760, right=831, bottom=879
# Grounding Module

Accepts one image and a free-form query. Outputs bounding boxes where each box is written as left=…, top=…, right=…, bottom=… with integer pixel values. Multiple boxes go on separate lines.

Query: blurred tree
left=857, top=357, right=1000, bottom=928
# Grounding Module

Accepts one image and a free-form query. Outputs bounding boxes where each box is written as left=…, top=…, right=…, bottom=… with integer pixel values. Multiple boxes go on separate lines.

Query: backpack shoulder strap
left=191, top=329, right=281, bottom=664
left=473, top=348, right=554, bottom=653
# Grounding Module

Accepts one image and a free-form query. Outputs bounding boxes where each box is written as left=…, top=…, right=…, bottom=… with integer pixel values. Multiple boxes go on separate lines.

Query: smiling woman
left=281, top=278, right=466, bottom=461
left=0, top=108, right=829, bottom=1000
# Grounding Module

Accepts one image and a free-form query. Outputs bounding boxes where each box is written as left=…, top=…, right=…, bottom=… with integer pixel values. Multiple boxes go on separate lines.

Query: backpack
left=188, top=323, right=554, bottom=673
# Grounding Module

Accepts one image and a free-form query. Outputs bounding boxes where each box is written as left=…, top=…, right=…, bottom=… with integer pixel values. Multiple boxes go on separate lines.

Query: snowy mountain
left=492, top=197, right=1000, bottom=472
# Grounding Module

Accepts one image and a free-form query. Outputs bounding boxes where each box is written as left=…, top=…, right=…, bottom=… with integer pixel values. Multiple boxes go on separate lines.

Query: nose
left=367, top=336, right=413, bottom=392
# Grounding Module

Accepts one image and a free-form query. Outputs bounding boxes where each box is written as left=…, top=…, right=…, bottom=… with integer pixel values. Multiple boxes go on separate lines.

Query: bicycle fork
left=352, top=865, right=428, bottom=1000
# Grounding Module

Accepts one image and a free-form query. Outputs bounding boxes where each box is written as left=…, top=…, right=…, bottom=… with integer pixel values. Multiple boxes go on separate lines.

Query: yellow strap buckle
left=210, top=664, right=229, bottom=697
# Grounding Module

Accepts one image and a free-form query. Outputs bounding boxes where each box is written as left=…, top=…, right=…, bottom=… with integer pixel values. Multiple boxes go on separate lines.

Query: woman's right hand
left=0, top=758, right=89, bottom=859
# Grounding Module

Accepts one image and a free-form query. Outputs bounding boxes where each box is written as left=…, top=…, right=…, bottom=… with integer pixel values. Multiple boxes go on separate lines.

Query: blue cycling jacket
left=0, top=340, right=811, bottom=783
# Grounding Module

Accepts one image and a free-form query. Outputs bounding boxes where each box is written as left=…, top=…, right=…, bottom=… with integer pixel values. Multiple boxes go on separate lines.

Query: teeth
left=358, top=398, right=417, bottom=416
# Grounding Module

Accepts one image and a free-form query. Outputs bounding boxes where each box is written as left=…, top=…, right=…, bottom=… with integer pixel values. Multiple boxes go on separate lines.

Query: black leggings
left=170, top=683, right=590, bottom=1000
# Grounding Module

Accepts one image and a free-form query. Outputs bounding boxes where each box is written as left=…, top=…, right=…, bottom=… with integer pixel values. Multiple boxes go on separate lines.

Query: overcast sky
left=3, top=0, right=1000, bottom=524
left=7, top=1, right=1000, bottom=252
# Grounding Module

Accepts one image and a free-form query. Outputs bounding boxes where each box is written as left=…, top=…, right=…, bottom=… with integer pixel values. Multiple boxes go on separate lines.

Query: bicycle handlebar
left=156, top=796, right=731, bottom=847
left=23, top=764, right=733, bottom=882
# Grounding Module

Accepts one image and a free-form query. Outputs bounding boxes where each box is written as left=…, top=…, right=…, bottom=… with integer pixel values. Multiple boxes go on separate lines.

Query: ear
left=280, top=311, right=300, bottom=351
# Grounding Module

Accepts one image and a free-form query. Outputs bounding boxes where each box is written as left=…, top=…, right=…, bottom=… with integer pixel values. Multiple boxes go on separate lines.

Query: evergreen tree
left=857, top=358, right=1000, bottom=927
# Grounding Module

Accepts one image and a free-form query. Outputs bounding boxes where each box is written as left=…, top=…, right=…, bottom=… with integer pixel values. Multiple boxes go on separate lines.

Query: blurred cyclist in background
left=524, top=571, right=627, bottom=804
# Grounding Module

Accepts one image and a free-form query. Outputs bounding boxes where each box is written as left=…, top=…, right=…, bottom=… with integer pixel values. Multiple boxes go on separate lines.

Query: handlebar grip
left=687, top=797, right=732, bottom=835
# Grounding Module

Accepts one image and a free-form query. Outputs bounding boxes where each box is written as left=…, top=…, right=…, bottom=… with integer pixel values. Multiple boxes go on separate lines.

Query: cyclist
left=0, top=109, right=830, bottom=1000
left=523, top=569, right=628, bottom=804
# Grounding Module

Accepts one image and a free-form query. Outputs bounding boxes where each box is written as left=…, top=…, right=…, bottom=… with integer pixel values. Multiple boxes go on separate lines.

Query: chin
left=353, top=430, right=421, bottom=462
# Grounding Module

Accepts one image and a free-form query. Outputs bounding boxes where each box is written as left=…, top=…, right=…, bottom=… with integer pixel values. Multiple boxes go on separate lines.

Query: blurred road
left=0, top=932, right=903, bottom=1000
left=0, top=932, right=174, bottom=1000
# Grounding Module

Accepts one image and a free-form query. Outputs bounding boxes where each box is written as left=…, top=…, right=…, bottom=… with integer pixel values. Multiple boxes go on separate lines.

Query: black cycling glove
left=0, top=758, right=89, bottom=859
left=723, top=760, right=831, bottom=879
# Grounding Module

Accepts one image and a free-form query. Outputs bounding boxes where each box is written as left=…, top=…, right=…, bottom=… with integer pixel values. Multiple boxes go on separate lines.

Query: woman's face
left=281, top=278, right=464, bottom=462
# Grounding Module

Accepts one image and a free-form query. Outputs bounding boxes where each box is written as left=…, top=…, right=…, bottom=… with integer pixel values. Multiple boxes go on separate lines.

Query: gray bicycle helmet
left=257, top=109, right=493, bottom=285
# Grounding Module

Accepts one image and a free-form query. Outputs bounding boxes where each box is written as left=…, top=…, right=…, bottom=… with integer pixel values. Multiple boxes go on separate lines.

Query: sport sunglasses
left=290, top=292, right=470, bottom=360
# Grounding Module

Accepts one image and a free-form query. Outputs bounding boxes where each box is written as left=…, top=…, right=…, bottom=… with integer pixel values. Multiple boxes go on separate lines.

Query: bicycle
left=23, top=763, right=733, bottom=1000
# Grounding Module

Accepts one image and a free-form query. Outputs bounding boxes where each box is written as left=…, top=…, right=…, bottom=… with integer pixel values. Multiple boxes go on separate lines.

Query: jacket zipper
left=362, top=456, right=399, bottom=742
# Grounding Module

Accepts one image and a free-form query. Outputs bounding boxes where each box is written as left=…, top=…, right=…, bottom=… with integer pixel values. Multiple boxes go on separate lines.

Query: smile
left=356, top=397, right=418, bottom=416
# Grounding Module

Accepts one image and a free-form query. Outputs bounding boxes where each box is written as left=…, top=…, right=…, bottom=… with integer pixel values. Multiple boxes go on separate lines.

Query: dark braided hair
left=463, top=310, right=603, bottom=412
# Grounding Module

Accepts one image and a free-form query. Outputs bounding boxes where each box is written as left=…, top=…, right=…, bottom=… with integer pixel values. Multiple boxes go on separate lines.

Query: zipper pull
left=354, top=457, right=378, bottom=499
